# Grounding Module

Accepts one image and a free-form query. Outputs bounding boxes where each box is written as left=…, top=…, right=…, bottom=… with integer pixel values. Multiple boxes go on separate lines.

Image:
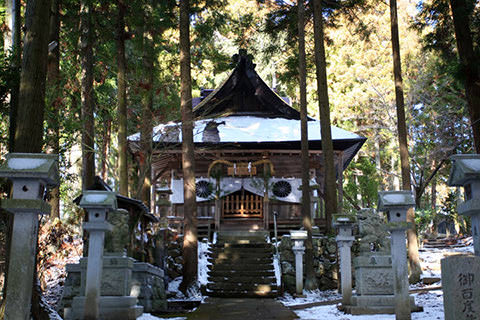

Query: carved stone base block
left=354, top=255, right=393, bottom=295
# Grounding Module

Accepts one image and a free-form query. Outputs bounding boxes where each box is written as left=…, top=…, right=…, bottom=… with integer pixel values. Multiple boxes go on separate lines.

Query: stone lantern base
left=341, top=254, right=422, bottom=314
left=60, top=255, right=167, bottom=319
left=341, top=295, right=421, bottom=315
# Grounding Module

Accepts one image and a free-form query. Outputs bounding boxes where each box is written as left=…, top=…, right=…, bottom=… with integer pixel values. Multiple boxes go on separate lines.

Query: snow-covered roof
left=128, top=116, right=363, bottom=144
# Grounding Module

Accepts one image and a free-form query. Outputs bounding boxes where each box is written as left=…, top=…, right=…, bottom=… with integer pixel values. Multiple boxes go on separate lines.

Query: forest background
left=0, top=0, right=478, bottom=289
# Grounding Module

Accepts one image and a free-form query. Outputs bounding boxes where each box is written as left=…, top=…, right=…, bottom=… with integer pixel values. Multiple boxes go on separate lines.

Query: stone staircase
left=206, top=231, right=279, bottom=298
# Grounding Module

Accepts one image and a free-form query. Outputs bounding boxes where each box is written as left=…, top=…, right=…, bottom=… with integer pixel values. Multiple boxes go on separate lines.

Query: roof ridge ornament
left=231, top=49, right=256, bottom=70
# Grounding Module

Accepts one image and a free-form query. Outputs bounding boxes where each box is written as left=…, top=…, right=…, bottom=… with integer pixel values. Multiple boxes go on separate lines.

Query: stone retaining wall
left=279, top=235, right=338, bottom=292
left=165, top=233, right=183, bottom=280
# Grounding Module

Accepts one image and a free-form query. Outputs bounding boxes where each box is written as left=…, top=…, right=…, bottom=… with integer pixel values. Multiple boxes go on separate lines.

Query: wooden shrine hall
left=128, top=50, right=366, bottom=236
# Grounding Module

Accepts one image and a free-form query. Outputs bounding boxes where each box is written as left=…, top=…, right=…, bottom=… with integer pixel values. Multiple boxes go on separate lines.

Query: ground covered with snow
left=140, top=239, right=473, bottom=320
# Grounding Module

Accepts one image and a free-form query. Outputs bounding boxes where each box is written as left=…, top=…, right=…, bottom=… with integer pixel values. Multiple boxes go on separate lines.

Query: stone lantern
left=378, top=191, right=415, bottom=320
left=333, top=214, right=355, bottom=306
left=0, top=153, right=58, bottom=320
left=441, top=154, right=480, bottom=320
left=290, top=230, right=307, bottom=295
left=75, top=190, right=117, bottom=320
left=448, top=154, right=480, bottom=256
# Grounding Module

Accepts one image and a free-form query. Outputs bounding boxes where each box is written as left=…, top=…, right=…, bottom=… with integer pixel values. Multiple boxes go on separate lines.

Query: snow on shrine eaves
left=127, top=116, right=363, bottom=144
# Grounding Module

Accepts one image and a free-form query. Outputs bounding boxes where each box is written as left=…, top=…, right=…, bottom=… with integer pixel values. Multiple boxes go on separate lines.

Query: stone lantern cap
left=333, top=214, right=356, bottom=226
left=79, top=191, right=118, bottom=211
left=290, top=230, right=308, bottom=240
left=334, top=215, right=355, bottom=242
left=447, top=154, right=480, bottom=187
left=0, top=153, right=59, bottom=187
left=377, top=191, right=415, bottom=211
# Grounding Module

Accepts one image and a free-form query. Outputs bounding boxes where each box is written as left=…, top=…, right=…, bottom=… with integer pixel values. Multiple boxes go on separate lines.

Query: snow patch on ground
left=279, top=243, right=473, bottom=319
left=137, top=314, right=186, bottom=320
left=293, top=291, right=444, bottom=320
left=279, top=289, right=340, bottom=307
left=418, top=243, right=474, bottom=279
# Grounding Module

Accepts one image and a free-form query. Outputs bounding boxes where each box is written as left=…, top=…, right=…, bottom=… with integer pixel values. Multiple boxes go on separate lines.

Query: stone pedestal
left=441, top=255, right=480, bottom=320
left=0, top=153, right=58, bottom=320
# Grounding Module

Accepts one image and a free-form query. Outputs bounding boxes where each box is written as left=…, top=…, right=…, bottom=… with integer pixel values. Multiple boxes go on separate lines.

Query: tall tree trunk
left=431, top=172, right=437, bottom=235
left=11, top=1, right=53, bottom=318
left=179, top=0, right=198, bottom=294
left=46, top=0, right=61, bottom=220
left=449, top=0, right=480, bottom=153
left=80, top=1, right=95, bottom=190
left=139, top=37, right=153, bottom=209
left=1, top=0, right=21, bottom=303
left=14, top=0, right=51, bottom=152
left=5, top=0, right=21, bottom=153
left=100, top=118, right=112, bottom=181
left=117, top=0, right=129, bottom=196
left=389, top=0, right=421, bottom=283
left=298, top=0, right=316, bottom=291
left=312, top=0, right=337, bottom=233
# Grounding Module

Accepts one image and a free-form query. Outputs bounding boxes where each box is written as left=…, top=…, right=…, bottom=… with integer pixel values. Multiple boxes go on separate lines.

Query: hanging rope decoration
left=272, top=180, right=292, bottom=198
left=207, top=159, right=275, bottom=177
left=196, top=180, right=214, bottom=198
left=207, top=159, right=234, bottom=177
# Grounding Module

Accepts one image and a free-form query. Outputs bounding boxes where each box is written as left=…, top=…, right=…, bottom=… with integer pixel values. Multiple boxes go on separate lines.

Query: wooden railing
left=223, top=192, right=263, bottom=218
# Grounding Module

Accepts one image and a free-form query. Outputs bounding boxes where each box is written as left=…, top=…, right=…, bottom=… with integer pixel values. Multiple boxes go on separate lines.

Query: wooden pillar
left=214, top=199, right=221, bottom=231
left=263, top=155, right=270, bottom=230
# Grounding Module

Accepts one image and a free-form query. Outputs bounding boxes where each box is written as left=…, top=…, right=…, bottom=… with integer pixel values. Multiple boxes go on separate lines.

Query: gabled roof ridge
left=192, top=50, right=302, bottom=120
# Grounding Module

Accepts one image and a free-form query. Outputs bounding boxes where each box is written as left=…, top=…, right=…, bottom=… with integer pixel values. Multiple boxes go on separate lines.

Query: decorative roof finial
left=231, top=49, right=256, bottom=69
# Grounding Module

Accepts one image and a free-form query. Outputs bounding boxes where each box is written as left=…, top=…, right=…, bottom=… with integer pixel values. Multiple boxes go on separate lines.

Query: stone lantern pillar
left=77, top=190, right=117, bottom=320
left=0, top=153, right=58, bottom=320
left=333, top=215, right=355, bottom=306
left=378, top=191, right=415, bottom=320
left=290, top=230, right=307, bottom=295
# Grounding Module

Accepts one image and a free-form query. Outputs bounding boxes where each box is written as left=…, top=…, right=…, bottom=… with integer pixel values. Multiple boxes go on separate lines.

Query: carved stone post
left=334, top=215, right=355, bottom=306
left=0, top=153, right=58, bottom=320
left=378, top=191, right=415, bottom=320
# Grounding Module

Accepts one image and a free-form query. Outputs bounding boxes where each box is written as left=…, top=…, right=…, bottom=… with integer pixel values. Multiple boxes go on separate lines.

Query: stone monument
left=442, top=154, right=480, bottom=320
left=0, top=153, right=58, bottom=320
